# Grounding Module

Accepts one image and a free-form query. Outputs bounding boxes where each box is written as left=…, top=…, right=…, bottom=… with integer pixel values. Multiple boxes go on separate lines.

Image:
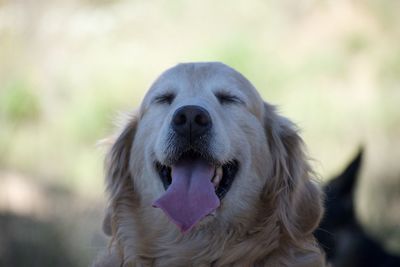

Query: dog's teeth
left=212, top=166, right=223, bottom=188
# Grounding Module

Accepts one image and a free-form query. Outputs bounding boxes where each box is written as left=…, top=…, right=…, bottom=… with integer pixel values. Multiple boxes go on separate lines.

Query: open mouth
left=153, top=149, right=239, bottom=232
left=155, top=150, right=239, bottom=200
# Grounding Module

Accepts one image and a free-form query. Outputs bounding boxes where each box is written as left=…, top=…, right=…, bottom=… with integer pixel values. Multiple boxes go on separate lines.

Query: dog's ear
left=106, top=114, right=138, bottom=200
left=102, top=206, right=112, bottom=236
left=263, top=102, right=323, bottom=240
left=328, top=148, right=363, bottom=198
left=102, top=113, right=138, bottom=236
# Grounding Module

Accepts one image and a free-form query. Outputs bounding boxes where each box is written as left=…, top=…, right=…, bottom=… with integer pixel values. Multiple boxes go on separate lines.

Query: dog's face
left=101, top=62, right=324, bottom=266
left=132, top=63, right=272, bottom=231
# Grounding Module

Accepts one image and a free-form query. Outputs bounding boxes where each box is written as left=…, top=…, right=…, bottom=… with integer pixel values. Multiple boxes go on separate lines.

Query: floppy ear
left=102, top=206, right=112, bottom=236
left=263, top=102, right=323, bottom=240
left=102, top=113, right=139, bottom=236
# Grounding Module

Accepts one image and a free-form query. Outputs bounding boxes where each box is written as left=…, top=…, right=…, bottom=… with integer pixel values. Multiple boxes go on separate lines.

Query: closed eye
left=215, top=92, right=243, bottom=105
left=153, top=93, right=175, bottom=105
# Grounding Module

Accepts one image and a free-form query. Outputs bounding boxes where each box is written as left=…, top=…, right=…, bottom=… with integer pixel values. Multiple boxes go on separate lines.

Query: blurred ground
left=0, top=0, right=399, bottom=266
left=0, top=172, right=107, bottom=266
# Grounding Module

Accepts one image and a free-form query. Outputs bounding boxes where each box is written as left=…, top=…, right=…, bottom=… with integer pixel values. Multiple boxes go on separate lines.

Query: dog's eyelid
left=152, top=92, right=176, bottom=105
left=214, top=91, right=244, bottom=105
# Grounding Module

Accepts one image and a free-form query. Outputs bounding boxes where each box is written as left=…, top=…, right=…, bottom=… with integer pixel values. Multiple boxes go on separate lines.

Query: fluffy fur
left=93, top=62, right=325, bottom=267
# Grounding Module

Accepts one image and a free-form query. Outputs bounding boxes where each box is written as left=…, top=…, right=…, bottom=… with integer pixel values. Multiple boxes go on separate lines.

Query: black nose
left=172, top=105, right=212, bottom=141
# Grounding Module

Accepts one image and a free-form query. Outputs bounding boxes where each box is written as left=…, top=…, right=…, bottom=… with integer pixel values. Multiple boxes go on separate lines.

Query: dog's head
left=104, top=62, right=322, bottom=242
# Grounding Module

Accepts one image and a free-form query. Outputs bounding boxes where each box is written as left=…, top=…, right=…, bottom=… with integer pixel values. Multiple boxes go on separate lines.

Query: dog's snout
left=172, top=105, right=212, bottom=140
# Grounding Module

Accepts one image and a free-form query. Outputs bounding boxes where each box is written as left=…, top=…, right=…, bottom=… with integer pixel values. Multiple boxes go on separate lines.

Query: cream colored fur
left=92, top=62, right=325, bottom=267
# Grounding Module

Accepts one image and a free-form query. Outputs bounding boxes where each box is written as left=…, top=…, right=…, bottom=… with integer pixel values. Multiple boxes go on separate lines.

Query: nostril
left=173, top=113, right=186, bottom=126
left=171, top=105, right=212, bottom=139
left=194, top=114, right=209, bottom=126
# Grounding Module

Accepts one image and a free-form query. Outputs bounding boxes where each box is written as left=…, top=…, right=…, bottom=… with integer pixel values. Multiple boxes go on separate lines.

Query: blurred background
left=0, top=0, right=399, bottom=266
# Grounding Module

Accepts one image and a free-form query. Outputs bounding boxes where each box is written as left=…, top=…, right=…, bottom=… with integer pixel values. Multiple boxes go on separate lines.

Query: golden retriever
left=93, top=62, right=325, bottom=267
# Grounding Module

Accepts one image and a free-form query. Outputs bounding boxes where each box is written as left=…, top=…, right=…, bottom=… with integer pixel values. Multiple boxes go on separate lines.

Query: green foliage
left=67, top=92, right=117, bottom=144
left=379, top=50, right=400, bottom=86
left=344, top=32, right=369, bottom=55
left=0, top=80, right=41, bottom=125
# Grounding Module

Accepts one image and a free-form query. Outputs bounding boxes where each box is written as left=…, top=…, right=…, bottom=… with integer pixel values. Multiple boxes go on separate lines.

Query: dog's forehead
left=147, top=62, right=258, bottom=96
left=141, top=62, right=264, bottom=116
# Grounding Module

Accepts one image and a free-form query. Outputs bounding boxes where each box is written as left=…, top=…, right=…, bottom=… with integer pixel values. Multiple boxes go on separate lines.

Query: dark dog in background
left=315, top=149, right=400, bottom=267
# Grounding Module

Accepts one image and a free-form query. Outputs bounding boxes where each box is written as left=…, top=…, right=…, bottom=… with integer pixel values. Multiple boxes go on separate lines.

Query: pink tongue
left=153, top=158, right=220, bottom=233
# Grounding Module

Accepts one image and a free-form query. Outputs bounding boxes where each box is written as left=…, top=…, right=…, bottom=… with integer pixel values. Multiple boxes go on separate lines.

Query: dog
left=315, top=149, right=400, bottom=267
left=93, top=62, right=325, bottom=267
